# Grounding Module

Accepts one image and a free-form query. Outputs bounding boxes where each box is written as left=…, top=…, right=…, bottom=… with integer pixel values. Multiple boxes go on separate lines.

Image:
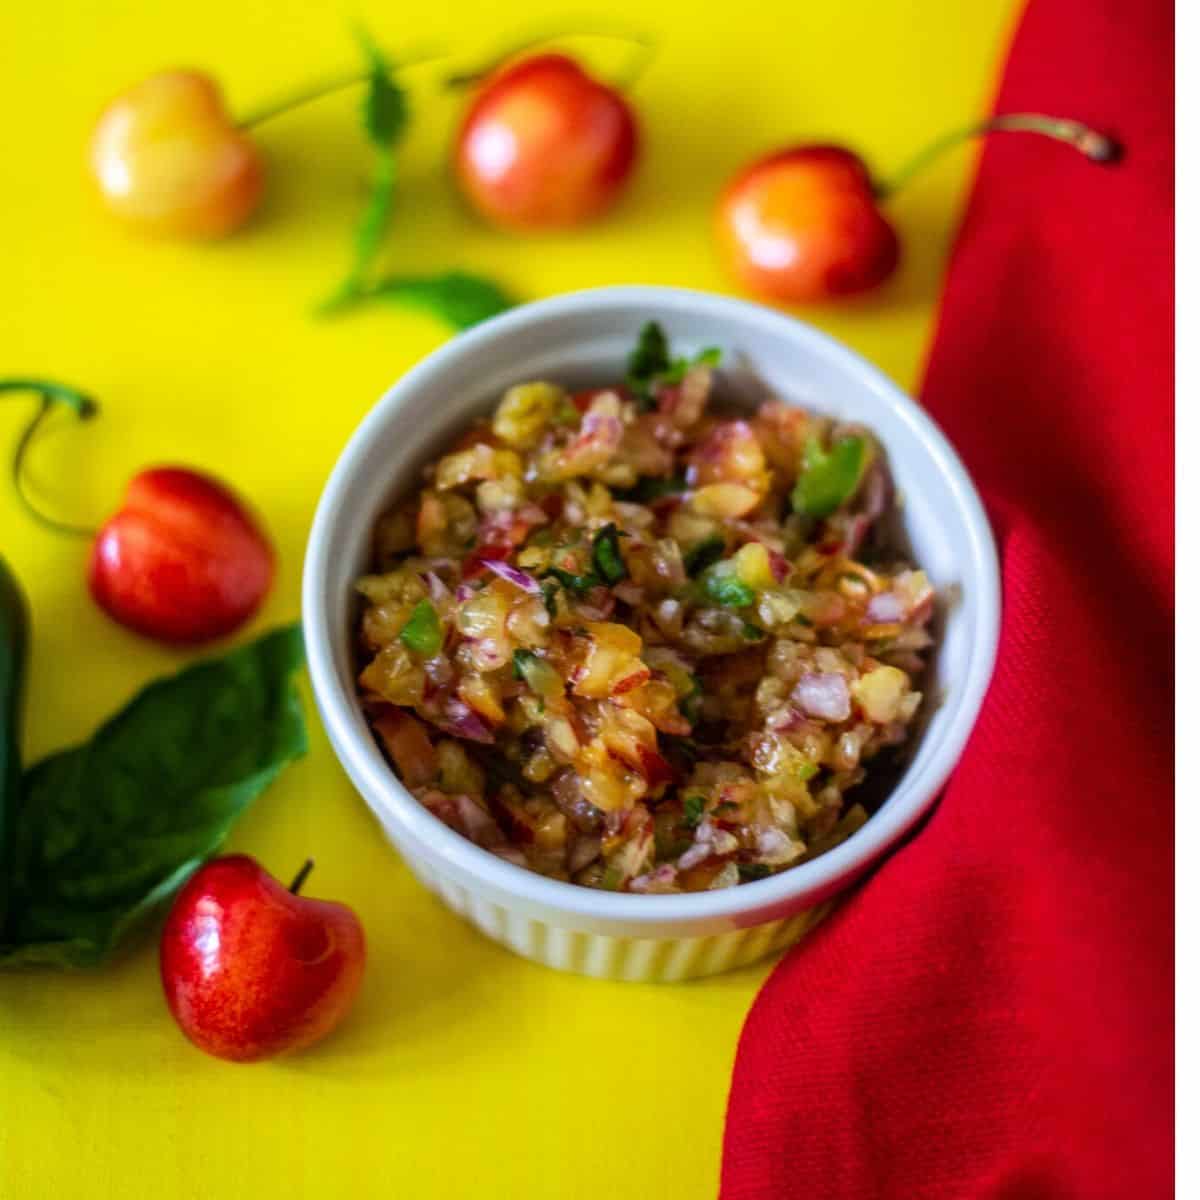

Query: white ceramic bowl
left=303, top=286, right=1000, bottom=983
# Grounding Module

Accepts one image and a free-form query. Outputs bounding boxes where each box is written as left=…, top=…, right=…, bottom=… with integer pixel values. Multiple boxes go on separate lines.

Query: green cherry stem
left=875, top=113, right=1122, bottom=200
left=444, top=22, right=659, bottom=91
left=0, top=380, right=99, bottom=538
left=289, top=859, right=315, bottom=895
left=237, top=42, right=449, bottom=130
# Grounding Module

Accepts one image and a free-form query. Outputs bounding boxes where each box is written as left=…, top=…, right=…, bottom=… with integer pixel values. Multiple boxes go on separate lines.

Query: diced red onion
left=479, top=559, right=541, bottom=595
left=630, top=865, right=678, bottom=893
left=767, top=549, right=791, bottom=582
left=422, top=572, right=452, bottom=604
left=792, top=673, right=851, bottom=722
left=455, top=584, right=475, bottom=603
left=866, top=591, right=904, bottom=623
left=439, top=700, right=496, bottom=744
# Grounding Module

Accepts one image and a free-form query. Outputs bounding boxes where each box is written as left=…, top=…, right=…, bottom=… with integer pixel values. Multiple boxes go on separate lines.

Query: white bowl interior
left=304, top=287, right=998, bottom=932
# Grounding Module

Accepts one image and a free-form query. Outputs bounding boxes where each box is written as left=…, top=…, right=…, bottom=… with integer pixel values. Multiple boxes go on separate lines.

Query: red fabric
left=720, top=1, right=1173, bottom=1197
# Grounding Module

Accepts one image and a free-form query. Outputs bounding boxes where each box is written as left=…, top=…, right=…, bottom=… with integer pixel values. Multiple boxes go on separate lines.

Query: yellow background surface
left=0, top=1, right=1015, bottom=1196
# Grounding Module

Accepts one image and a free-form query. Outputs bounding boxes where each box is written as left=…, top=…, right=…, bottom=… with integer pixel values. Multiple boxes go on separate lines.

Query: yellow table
left=0, top=1, right=1015, bottom=1195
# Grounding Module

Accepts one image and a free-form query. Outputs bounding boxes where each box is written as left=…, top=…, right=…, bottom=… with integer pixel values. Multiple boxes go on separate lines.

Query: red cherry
left=89, top=467, right=273, bottom=644
left=160, top=856, right=366, bottom=1063
left=716, top=145, right=900, bottom=304
left=455, top=53, right=638, bottom=229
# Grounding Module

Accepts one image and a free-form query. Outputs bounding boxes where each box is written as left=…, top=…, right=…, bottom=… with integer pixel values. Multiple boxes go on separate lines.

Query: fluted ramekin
left=303, top=286, right=1000, bottom=982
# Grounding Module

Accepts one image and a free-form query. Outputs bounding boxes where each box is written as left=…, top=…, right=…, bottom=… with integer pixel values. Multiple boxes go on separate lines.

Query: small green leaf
left=401, top=599, right=443, bottom=656
left=792, top=435, right=868, bottom=518
left=737, top=863, right=771, bottom=882
left=512, top=648, right=537, bottom=680
left=356, top=27, right=408, bottom=150
left=626, top=321, right=670, bottom=406
left=683, top=795, right=706, bottom=829
left=540, top=578, right=560, bottom=618
left=0, top=627, right=307, bottom=967
left=367, top=272, right=514, bottom=329
left=592, top=523, right=628, bottom=585
left=684, top=535, right=726, bottom=577
left=542, top=566, right=599, bottom=594
left=741, top=621, right=766, bottom=641
left=703, top=573, right=755, bottom=608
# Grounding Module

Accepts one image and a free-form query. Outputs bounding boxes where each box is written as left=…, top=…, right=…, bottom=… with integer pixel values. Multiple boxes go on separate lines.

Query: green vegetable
left=682, top=795, right=706, bottom=829
left=513, top=649, right=564, bottom=699
left=615, top=475, right=687, bottom=504
left=737, top=863, right=771, bottom=882
left=512, top=648, right=537, bottom=680
left=625, top=322, right=724, bottom=410
left=792, top=435, right=869, bottom=518
left=703, top=573, right=756, bottom=608
left=542, top=566, right=599, bottom=594
left=0, top=626, right=308, bottom=968
left=400, top=599, right=443, bottom=656
left=741, top=621, right=766, bottom=641
left=0, top=556, right=29, bottom=932
left=679, top=678, right=703, bottom=727
left=592, top=523, right=628, bottom=585
left=540, top=578, right=561, bottom=618
left=319, top=27, right=512, bottom=328
left=626, top=321, right=670, bottom=406
left=684, top=535, right=726, bottom=577
left=355, top=272, right=513, bottom=330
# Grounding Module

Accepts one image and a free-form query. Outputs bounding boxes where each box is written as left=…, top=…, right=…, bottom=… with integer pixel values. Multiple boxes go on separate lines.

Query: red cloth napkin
left=720, top=1, right=1174, bottom=1196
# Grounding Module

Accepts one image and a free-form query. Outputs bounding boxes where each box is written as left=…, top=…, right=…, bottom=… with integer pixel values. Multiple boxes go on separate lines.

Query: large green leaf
left=0, top=625, right=307, bottom=967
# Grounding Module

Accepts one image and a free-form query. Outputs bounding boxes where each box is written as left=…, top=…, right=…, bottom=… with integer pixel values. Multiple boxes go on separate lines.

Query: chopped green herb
left=741, top=621, right=766, bottom=641
left=400, top=599, right=442, bottom=656
left=626, top=323, right=724, bottom=410
left=680, top=678, right=703, bottom=726
left=615, top=475, right=688, bottom=503
left=626, top=321, right=671, bottom=407
left=703, top=573, right=756, bottom=608
left=737, top=863, right=772, bottom=882
left=540, top=578, right=560, bottom=618
left=592, top=523, right=628, bottom=584
left=684, top=535, right=726, bottom=577
left=792, top=435, right=869, bottom=518
left=542, top=566, right=599, bottom=594
left=512, top=648, right=537, bottom=680
left=683, top=795, right=707, bottom=828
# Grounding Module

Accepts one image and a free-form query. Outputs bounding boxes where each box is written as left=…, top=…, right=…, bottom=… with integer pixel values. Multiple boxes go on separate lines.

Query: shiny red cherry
left=161, top=856, right=366, bottom=1062
left=716, top=146, right=900, bottom=304
left=89, top=467, right=274, bottom=644
left=455, top=53, right=638, bottom=229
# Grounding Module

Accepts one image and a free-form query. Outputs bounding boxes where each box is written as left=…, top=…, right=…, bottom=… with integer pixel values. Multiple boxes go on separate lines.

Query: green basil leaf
left=542, top=566, right=599, bottom=594
left=626, top=321, right=671, bottom=405
left=592, top=523, right=628, bottom=584
left=0, top=626, right=307, bottom=968
left=684, top=535, right=727, bottom=577
left=792, top=435, right=868, bottom=518
left=367, top=272, right=515, bottom=329
left=400, top=599, right=442, bottom=656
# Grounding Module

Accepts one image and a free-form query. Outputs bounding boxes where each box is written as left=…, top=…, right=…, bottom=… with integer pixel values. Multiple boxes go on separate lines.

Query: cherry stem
left=875, top=112, right=1122, bottom=200
left=237, top=42, right=450, bottom=130
left=289, top=859, right=315, bottom=895
left=444, top=22, right=659, bottom=91
left=1, top=380, right=99, bottom=539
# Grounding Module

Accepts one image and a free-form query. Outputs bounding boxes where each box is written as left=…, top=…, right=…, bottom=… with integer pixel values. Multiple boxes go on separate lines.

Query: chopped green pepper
left=615, top=475, right=688, bottom=503
left=683, top=795, right=706, bottom=829
left=592, top=523, right=628, bottom=584
left=737, top=863, right=772, bottom=882
left=703, top=573, right=756, bottom=608
left=542, top=566, right=599, bottom=594
left=400, top=599, right=442, bottom=656
left=792, top=435, right=868, bottom=518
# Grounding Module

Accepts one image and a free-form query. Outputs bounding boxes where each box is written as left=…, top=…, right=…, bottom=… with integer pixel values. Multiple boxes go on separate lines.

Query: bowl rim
left=303, top=285, right=1001, bottom=925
